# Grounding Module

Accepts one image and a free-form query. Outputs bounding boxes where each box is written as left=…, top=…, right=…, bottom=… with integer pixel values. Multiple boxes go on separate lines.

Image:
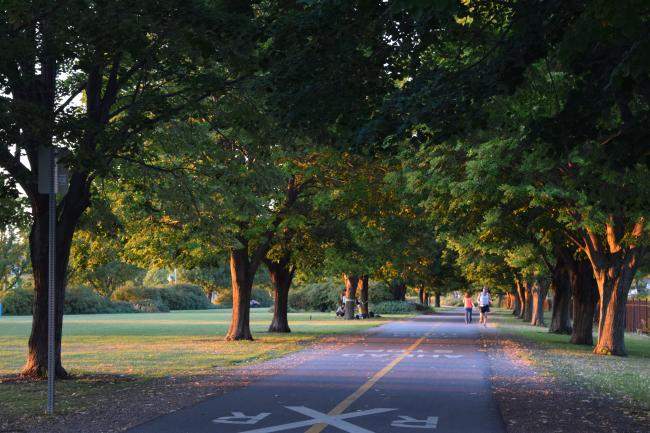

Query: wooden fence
left=626, top=299, right=649, bottom=333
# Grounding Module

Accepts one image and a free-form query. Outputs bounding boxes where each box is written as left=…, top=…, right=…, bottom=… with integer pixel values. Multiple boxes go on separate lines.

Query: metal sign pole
left=47, top=147, right=56, bottom=415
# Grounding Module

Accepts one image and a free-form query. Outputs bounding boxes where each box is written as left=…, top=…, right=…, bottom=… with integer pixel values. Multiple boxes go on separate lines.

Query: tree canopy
left=0, top=0, right=647, bottom=379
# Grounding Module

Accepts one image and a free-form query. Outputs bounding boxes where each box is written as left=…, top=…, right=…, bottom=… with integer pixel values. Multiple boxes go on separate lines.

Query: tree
left=0, top=229, right=30, bottom=292
left=112, top=82, right=308, bottom=338
left=547, top=251, right=573, bottom=335
left=0, top=1, right=254, bottom=377
left=264, top=250, right=295, bottom=333
left=68, top=197, right=144, bottom=296
left=0, top=175, right=29, bottom=292
left=500, top=1, right=649, bottom=354
left=386, top=0, right=648, bottom=355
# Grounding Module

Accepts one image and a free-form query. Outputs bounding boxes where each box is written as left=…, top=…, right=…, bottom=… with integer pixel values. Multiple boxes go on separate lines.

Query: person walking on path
left=463, top=292, right=474, bottom=324
left=477, top=287, right=492, bottom=327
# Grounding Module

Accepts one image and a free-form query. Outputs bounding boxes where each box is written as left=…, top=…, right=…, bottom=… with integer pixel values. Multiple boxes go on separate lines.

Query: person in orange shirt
left=463, top=292, right=474, bottom=324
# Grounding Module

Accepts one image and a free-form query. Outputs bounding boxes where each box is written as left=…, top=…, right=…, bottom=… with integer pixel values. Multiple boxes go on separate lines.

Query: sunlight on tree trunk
left=226, top=249, right=254, bottom=341
left=582, top=221, right=644, bottom=356
left=523, top=280, right=533, bottom=322
left=515, top=278, right=526, bottom=320
left=530, top=279, right=548, bottom=327
left=358, top=275, right=369, bottom=317
left=343, top=274, right=359, bottom=320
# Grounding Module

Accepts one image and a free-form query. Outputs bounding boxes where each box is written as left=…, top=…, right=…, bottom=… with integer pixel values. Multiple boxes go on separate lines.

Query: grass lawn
left=491, top=309, right=650, bottom=409
left=0, top=309, right=412, bottom=421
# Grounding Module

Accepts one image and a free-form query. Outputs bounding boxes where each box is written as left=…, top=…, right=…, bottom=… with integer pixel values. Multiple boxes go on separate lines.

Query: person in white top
left=476, top=287, right=492, bottom=327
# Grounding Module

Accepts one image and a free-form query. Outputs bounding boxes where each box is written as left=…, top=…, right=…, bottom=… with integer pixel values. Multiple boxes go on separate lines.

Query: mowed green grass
left=0, top=309, right=411, bottom=420
left=1, top=309, right=409, bottom=376
left=492, top=309, right=650, bottom=408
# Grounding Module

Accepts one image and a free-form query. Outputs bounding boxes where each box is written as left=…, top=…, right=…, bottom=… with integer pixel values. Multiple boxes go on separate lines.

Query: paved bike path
left=127, top=310, right=505, bottom=433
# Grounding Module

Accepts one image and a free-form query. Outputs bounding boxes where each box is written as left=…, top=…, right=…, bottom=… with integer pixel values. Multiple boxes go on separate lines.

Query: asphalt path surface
left=127, top=310, right=505, bottom=433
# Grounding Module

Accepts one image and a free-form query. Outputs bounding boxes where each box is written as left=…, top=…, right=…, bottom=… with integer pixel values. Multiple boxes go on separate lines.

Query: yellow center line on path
left=304, top=334, right=429, bottom=433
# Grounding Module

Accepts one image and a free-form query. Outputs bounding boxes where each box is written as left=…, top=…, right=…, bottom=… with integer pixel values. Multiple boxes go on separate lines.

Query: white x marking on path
left=238, top=406, right=396, bottom=433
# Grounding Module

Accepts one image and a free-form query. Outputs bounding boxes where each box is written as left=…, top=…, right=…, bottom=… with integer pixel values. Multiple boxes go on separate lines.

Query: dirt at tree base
left=484, top=330, right=649, bottom=433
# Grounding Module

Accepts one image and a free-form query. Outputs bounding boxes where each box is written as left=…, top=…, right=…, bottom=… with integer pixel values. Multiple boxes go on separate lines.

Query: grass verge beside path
left=491, top=309, right=650, bottom=411
left=0, top=309, right=414, bottom=426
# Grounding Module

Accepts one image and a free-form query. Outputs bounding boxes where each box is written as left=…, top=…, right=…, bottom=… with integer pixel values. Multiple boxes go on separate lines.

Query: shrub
left=0, top=288, right=33, bottom=315
left=1, top=284, right=210, bottom=315
left=371, top=301, right=416, bottom=314
left=112, top=283, right=210, bottom=311
left=289, top=281, right=341, bottom=312
left=65, top=286, right=136, bottom=314
left=112, top=284, right=161, bottom=303
left=369, top=281, right=394, bottom=303
left=65, top=286, right=106, bottom=314
left=158, top=284, right=211, bottom=310
left=0, top=286, right=139, bottom=316
left=413, top=302, right=434, bottom=312
left=371, top=300, right=432, bottom=314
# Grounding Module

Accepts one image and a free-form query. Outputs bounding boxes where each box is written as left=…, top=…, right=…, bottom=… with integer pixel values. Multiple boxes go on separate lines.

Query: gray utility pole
left=47, top=148, right=55, bottom=415
left=38, top=147, right=68, bottom=415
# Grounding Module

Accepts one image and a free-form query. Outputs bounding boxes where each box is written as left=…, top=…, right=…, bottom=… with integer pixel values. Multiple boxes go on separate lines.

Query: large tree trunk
left=23, top=215, right=67, bottom=378
left=582, top=222, right=644, bottom=356
left=265, top=253, right=294, bottom=333
left=593, top=266, right=634, bottom=356
left=523, top=280, right=533, bottom=322
left=530, top=279, right=549, bottom=326
left=358, top=275, right=369, bottom=317
left=22, top=176, right=90, bottom=379
left=434, top=291, right=441, bottom=308
left=418, top=287, right=426, bottom=304
left=511, top=287, right=521, bottom=317
left=343, top=274, right=359, bottom=320
left=515, top=278, right=526, bottom=319
left=570, top=259, right=598, bottom=345
left=226, top=248, right=254, bottom=340
left=549, top=257, right=572, bottom=334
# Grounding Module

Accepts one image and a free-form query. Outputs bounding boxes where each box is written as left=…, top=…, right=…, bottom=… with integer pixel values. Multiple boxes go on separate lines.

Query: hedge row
left=1, top=281, right=428, bottom=316
left=0, top=283, right=211, bottom=315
